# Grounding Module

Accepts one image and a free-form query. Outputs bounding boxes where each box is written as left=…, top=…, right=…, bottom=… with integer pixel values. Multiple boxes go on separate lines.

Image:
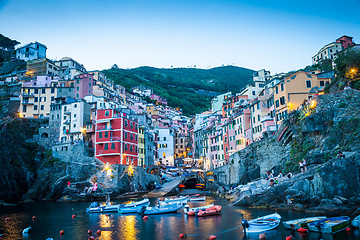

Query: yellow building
left=146, top=104, right=159, bottom=116
left=273, top=71, right=331, bottom=124
left=138, top=125, right=145, bottom=167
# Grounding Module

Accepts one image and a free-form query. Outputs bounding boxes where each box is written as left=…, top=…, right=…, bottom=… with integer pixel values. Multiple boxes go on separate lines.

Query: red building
left=336, top=35, right=355, bottom=50
left=95, top=109, right=138, bottom=165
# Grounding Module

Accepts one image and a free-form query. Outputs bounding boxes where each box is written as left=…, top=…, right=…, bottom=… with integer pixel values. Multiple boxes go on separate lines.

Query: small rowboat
left=196, top=205, right=221, bottom=217
left=307, top=216, right=350, bottom=234
left=352, top=215, right=360, bottom=228
left=188, top=194, right=206, bottom=202
left=86, top=202, right=121, bottom=213
left=118, top=198, right=150, bottom=214
left=159, top=196, right=189, bottom=206
left=283, top=216, right=327, bottom=229
left=140, top=203, right=183, bottom=215
left=244, top=213, right=281, bottom=233
left=184, top=204, right=215, bottom=216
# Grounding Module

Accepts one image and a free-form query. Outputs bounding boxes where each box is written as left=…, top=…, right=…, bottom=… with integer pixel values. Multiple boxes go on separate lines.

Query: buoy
left=72, top=215, right=76, bottom=218
left=87, top=229, right=92, bottom=234
left=179, top=233, right=186, bottom=238
left=209, top=235, right=217, bottom=240
left=60, top=230, right=65, bottom=235
left=297, top=227, right=308, bottom=233
left=32, top=216, right=36, bottom=220
left=106, top=214, right=109, bottom=216
left=286, top=236, right=293, bottom=240
left=346, top=227, right=351, bottom=232
left=97, top=230, right=101, bottom=235
left=88, top=236, right=95, bottom=240
left=143, top=216, right=148, bottom=220
left=259, top=233, right=266, bottom=239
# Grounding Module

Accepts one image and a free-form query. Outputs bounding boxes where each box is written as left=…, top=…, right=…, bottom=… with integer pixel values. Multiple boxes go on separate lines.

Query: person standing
left=303, top=159, right=307, bottom=172
left=299, top=161, right=304, bottom=173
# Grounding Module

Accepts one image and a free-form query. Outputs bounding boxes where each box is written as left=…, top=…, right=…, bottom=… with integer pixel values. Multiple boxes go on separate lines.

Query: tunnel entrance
left=183, top=177, right=199, bottom=189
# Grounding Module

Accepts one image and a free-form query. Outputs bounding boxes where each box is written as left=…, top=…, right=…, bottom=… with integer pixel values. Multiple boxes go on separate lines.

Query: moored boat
left=283, top=216, right=327, bottom=230
left=140, top=203, right=183, bottom=215
left=184, top=204, right=215, bottom=216
left=159, top=196, right=189, bottom=206
left=307, top=216, right=350, bottom=234
left=86, top=202, right=121, bottom=213
left=352, top=215, right=360, bottom=228
left=188, top=194, right=206, bottom=202
left=118, top=198, right=150, bottom=214
left=196, top=205, right=221, bottom=217
left=244, top=213, right=281, bottom=233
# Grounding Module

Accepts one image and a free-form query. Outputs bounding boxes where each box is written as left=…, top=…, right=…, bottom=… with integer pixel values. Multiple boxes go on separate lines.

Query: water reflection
left=119, top=215, right=138, bottom=240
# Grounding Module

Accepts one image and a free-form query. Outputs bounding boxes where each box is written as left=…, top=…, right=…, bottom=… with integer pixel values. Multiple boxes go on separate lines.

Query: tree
left=335, top=48, right=360, bottom=81
left=0, top=34, right=20, bottom=50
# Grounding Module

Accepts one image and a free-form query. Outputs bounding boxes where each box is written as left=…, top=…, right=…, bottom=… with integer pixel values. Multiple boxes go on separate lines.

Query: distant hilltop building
left=16, top=42, right=47, bottom=62
left=312, top=35, right=355, bottom=65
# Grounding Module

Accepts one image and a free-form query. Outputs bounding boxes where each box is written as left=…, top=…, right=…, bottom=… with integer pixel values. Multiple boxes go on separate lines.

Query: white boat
left=352, top=215, right=360, bottom=228
left=140, top=203, right=183, bottom=215
left=307, top=216, right=350, bottom=233
left=244, top=213, right=281, bottom=233
left=283, top=216, right=327, bottom=229
left=118, top=198, right=150, bottom=214
left=188, top=194, right=206, bottom=202
left=86, top=202, right=121, bottom=213
left=184, top=204, right=214, bottom=214
left=159, top=196, right=189, bottom=205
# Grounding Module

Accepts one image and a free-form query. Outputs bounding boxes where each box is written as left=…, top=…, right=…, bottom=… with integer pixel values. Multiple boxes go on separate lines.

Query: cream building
left=312, top=42, right=342, bottom=65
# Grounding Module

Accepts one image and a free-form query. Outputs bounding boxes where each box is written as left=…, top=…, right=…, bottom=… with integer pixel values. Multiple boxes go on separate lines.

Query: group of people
left=299, top=158, right=307, bottom=173
left=266, top=170, right=284, bottom=186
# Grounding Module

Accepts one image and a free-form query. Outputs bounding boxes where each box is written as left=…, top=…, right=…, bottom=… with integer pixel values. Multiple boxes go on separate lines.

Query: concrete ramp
left=146, top=176, right=183, bottom=198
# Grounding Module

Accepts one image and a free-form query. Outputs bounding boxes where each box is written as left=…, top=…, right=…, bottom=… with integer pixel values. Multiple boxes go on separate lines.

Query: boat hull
left=308, top=216, right=350, bottom=234
left=118, top=199, right=150, bottom=214
left=143, top=203, right=183, bottom=215
left=245, top=213, right=281, bottom=233
left=86, top=205, right=121, bottom=213
left=283, top=216, right=327, bottom=229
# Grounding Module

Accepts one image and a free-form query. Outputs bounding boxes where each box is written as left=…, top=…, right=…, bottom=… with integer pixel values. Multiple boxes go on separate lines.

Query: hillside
left=102, top=66, right=254, bottom=115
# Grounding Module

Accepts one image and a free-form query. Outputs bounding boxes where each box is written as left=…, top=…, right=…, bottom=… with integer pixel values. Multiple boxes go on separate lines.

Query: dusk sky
left=1, top=0, right=360, bottom=74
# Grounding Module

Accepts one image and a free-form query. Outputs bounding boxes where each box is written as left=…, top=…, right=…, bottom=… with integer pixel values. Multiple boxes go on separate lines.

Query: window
left=104, top=143, right=108, bottom=150
left=105, top=110, right=109, bottom=116
left=76, top=86, right=79, bottom=91
left=275, top=86, right=278, bottom=94
left=306, top=80, right=311, bottom=88
left=125, top=144, right=128, bottom=151
left=111, top=143, right=115, bottom=149
left=76, top=79, right=80, bottom=84
left=280, top=96, right=286, bottom=105
left=74, top=104, right=77, bottom=108
left=51, top=96, right=54, bottom=101
left=34, top=97, right=38, bottom=102
left=40, top=105, right=44, bottom=110
left=258, top=115, right=260, bottom=121
left=105, top=131, right=108, bottom=138
left=125, top=120, right=128, bottom=127
left=320, top=81, right=324, bottom=87
left=99, top=132, right=102, bottom=138
left=124, top=132, right=127, bottom=139
left=34, top=105, right=37, bottom=111
left=34, top=89, right=39, bottom=94
left=252, top=91, right=256, bottom=96
left=43, top=97, right=46, bottom=102
left=130, top=145, right=133, bottom=152
left=281, top=83, right=284, bottom=91
left=76, top=93, right=79, bottom=98
left=275, top=100, right=279, bottom=108
left=256, top=103, right=259, bottom=110
left=42, top=89, right=46, bottom=94
left=163, top=137, right=166, bottom=141
left=130, top=134, right=133, bottom=140
left=51, top=88, right=55, bottom=93
left=130, top=122, right=133, bottom=129
left=73, top=124, right=76, bottom=128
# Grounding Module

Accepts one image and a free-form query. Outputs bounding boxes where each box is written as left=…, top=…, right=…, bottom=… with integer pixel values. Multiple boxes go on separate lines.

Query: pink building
left=23, top=75, right=62, bottom=88
left=74, top=74, right=94, bottom=99
left=150, top=94, right=168, bottom=105
left=336, top=35, right=355, bottom=50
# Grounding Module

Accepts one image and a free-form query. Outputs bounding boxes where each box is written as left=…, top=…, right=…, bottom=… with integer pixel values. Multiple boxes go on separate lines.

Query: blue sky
left=1, top=0, right=360, bottom=74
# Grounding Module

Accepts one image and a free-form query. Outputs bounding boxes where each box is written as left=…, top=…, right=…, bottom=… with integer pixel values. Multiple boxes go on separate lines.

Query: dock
left=145, top=176, right=183, bottom=198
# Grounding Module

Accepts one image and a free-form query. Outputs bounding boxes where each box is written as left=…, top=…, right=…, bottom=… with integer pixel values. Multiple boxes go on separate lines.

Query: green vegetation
left=325, top=49, right=360, bottom=93
left=103, top=66, right=254, bottom=115
left=287, top=138, right=316, bottom=173
left=0, top=34, right=20, bottom=63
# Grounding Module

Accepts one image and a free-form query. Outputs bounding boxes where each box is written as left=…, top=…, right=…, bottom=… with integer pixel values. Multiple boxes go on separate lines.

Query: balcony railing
left=22, top=93, right=34, bottom=97
left=63, top=120, right=70, bottom=125
left=21, top=101, right=34, bottom=105
left=97, top=125, right=112, bottom=131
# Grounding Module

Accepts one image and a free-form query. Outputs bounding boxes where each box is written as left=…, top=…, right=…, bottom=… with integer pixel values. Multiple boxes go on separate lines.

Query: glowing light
left=104, top=163, right=110, bottom=171
left=350, top=68, right=356, bottom=73
left=309, top=100, right=316, bottom=109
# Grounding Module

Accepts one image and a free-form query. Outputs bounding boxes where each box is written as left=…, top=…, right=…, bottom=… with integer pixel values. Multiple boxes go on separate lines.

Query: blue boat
left=118, top=198, right=150, bottom=214
left=140, top=203, right=183, bottom=215
left=308, top=216, right=350, bottom=234
left=244, top=213, right=281, bottom=233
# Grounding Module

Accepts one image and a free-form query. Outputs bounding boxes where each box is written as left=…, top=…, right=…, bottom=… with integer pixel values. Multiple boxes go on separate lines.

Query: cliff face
left=223, top=89, right=360, bottom=211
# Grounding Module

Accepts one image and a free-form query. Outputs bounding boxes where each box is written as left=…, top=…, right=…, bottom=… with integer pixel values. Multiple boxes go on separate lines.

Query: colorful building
left=95, top=109, right=139, bottom=165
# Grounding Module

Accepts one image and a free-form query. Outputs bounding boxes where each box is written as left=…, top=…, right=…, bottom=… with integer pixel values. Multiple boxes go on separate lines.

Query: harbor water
left=1, top=196, right=359, bottom=240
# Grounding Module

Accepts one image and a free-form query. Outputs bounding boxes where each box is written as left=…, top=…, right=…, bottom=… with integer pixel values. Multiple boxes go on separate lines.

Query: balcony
left=97, top=125, right=112, bottom=131
left=261, top=115, right=273, bottom=122
left=63, top=120, right=71, bottom=125
left=22, top=93, right=34, bottom=97
left=64, top=111, right=71, bottom=115
left=266, top=125, right=277, bottom=132
left=22, top=101, right=34, bottom=105
left=110, top=136, right=121, bottom=141
left=97, top=150, right=121, bottom=156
